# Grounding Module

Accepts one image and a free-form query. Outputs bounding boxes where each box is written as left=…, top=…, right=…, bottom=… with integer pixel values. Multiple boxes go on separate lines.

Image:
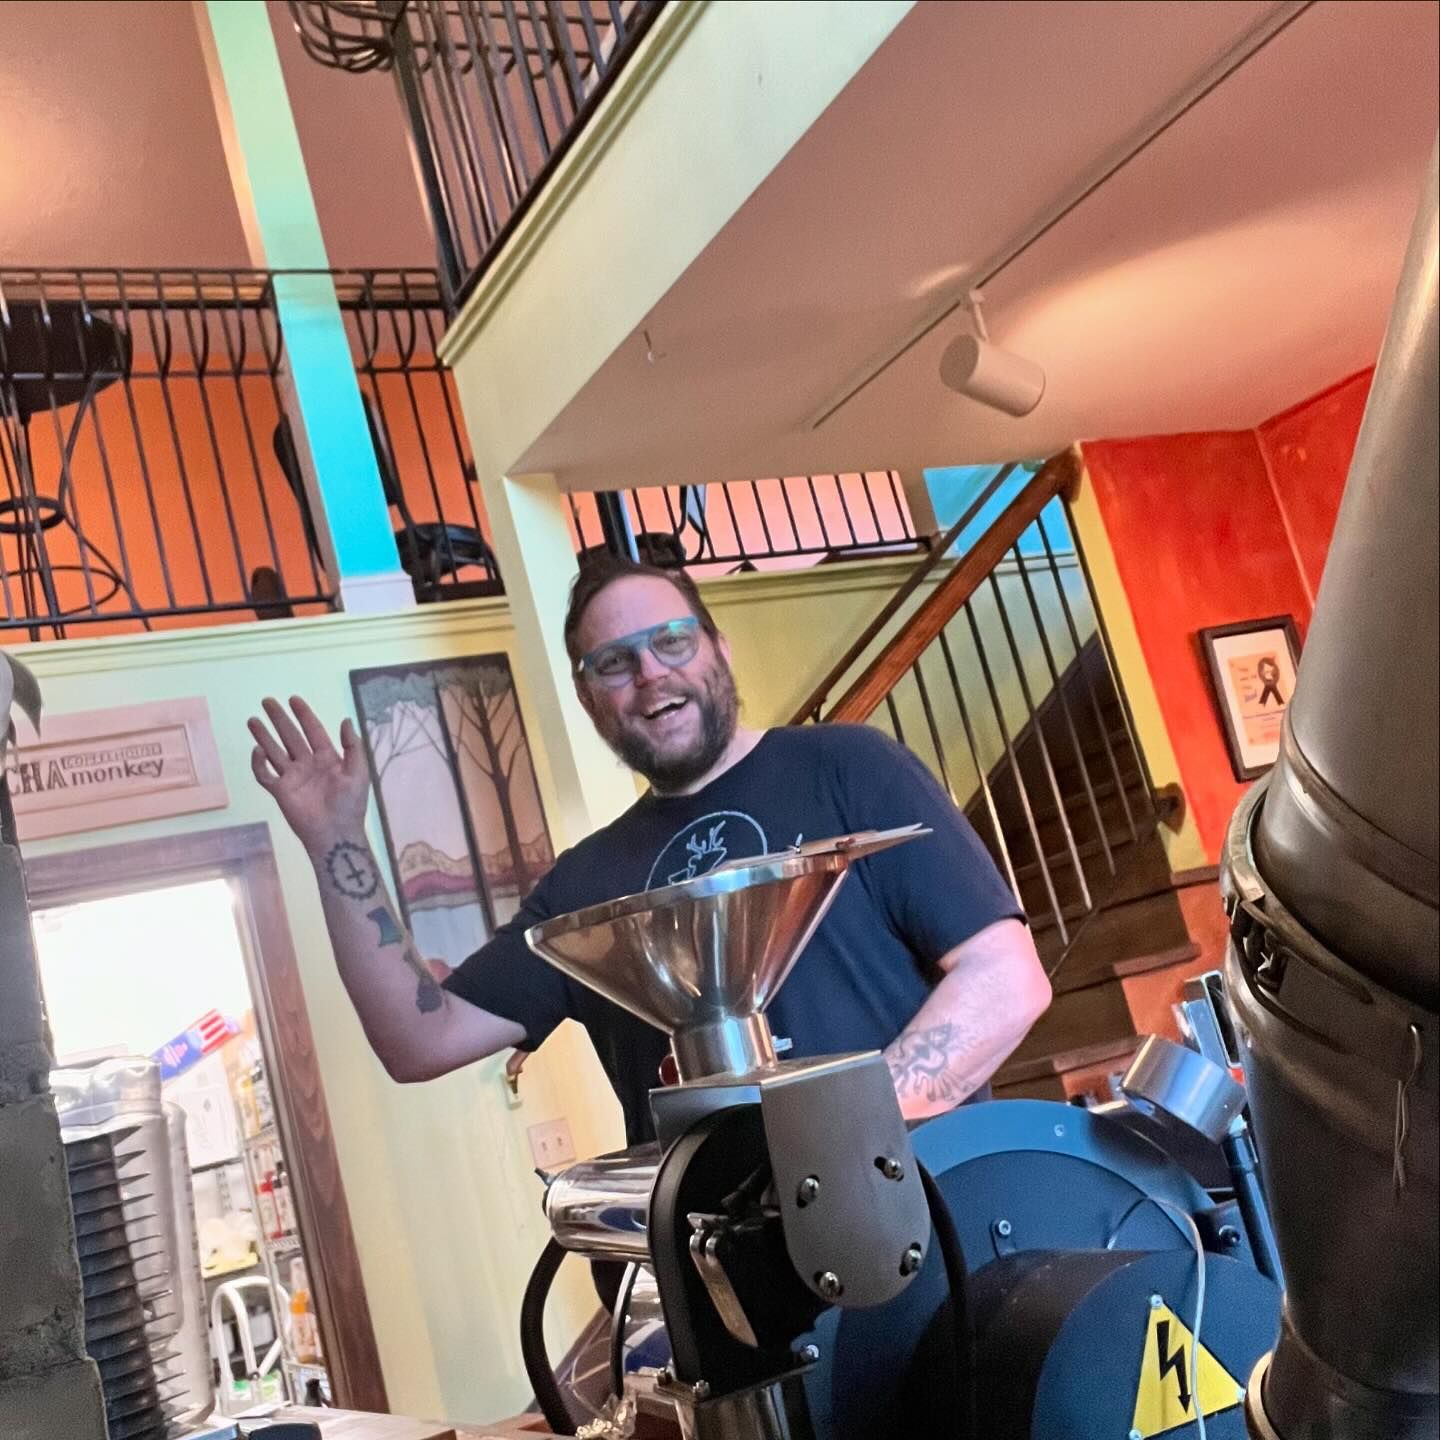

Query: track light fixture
left=938, top=291, right=1046, bottom=418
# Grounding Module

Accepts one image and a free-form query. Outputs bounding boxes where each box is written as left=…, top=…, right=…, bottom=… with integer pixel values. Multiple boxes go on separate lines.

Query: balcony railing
left=0, top=267, right=492, bottom=641
left=288, top=0, right=666, bottom=310
left=565, top=471, right=922, bottom=577
left=1, top=267, right=926, bottom=641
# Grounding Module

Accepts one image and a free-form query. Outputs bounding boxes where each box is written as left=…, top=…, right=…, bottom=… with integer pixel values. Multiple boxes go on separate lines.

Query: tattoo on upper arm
left=887, top=1023, right=968, bottom=1105
left=325, top=841, right=379, bottom=900
left=364, top=904, right=445, bottom=1014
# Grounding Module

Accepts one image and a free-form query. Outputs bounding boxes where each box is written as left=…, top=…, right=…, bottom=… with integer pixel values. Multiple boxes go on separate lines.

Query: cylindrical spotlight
left=939, top=333, right=1046, bottom=417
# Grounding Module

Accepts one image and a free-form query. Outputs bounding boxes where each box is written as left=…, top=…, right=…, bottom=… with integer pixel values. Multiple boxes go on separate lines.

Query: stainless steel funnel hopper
left=527, top=827, right=926, bottom=1079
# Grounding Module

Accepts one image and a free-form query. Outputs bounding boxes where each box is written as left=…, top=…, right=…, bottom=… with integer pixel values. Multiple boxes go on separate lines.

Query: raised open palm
left=248, top=696, right=370, bottom=853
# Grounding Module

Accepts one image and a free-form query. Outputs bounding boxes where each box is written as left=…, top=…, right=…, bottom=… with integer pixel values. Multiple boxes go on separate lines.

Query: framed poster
left=1198, top=615, right=1302, bottom=781
left=350, top=655, right=554, bottom=969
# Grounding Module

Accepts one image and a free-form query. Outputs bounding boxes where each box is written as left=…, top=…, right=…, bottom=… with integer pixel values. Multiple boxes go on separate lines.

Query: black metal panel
left=568, top=472, right=922, bottom=573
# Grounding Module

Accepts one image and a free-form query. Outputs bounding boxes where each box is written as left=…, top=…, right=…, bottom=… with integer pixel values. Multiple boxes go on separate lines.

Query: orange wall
left=2, top=364, right=480, bottom=641
left=1083, top=371, right=1372, bottom=861
left=1256, top=368, right=1373, bottom=601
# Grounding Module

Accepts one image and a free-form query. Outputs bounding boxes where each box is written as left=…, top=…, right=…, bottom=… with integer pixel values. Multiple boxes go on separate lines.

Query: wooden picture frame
left=350, top=654, right=554, bottom=970
left=24, top=824, right=388, bottom=1413
left=1198, top=615, right=1302, bottom=781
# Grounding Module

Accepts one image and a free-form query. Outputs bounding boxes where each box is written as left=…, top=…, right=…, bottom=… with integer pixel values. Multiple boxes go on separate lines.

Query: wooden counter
left=272, top=1408, right=559, bottom=1440
left=271, top=1409, right=455, bottom=1439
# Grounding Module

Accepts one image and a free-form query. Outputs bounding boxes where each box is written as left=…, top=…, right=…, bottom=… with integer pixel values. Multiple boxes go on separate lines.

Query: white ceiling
left=0, top=0, right=432, bottom=270
left=2, top=1, right=1434, bottom=487
left=519, top=0, right=1440, bottom=487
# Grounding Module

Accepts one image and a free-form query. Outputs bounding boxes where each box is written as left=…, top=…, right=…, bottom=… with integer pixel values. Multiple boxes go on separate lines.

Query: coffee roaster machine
left=518, top=830, right=1283, bottom=1440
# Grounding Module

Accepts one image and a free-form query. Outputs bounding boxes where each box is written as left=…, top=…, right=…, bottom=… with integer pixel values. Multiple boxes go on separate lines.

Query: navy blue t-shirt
left=443, top=725, right=1021, bottom=1143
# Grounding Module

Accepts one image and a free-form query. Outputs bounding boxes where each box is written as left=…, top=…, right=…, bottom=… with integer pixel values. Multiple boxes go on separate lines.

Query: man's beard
left=602, top=660, right=740, bottom=792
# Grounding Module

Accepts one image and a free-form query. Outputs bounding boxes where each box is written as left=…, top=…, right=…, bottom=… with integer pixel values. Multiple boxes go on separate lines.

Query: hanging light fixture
left=938, top=291, right=1046, bottom=417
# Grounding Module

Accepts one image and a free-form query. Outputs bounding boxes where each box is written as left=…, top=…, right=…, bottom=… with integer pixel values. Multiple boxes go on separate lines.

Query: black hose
left=608, top=1261, right=641, bottom=1399
left=918, top=1160, right=974, bottom=1440
left=520, top=1238, right=576, bottom=1435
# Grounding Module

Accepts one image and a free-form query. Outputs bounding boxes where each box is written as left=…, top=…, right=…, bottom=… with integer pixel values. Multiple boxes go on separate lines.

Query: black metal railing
left=565, top=471, right=923, bottom=576
left=339, top=271, right=500, bottom=600
left=797, top=452, right=1173, bottom=974
left=0, top=268, right=493, bottom=641
left=288, top=0, right=666, bottom=310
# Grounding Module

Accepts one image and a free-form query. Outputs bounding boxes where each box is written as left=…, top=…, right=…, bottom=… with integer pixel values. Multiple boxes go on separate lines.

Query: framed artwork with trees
left=350, top=655, right=554, bottom=967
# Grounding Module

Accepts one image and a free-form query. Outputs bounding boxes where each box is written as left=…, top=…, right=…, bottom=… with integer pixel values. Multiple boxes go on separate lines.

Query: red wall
left=1084, top=431, right=1313, bottom=859
left=1256, top=368, right=1373, bottom=599
left=1083, top=370, right=1374, bottom=861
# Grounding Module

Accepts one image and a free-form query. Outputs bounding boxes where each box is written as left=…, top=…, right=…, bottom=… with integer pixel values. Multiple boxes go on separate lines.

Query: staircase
left=792, top=447, right=1202, bottom=1099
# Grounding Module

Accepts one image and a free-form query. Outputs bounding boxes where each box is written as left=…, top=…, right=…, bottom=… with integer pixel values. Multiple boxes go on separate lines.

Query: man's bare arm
left=249, top=697, right=523, bottom=1083
left=884, top=918, right=1051, bottom=1121
left=308, top=829, right=523, bottom=1081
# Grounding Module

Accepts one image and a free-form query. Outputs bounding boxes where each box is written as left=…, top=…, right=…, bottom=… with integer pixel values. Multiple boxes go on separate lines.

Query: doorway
left=26, top=822, right=387, bottom=1415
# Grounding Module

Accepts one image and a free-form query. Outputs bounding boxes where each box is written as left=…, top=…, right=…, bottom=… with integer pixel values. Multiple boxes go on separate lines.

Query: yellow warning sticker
left=1130, top=1301, right=1244, bottom=1438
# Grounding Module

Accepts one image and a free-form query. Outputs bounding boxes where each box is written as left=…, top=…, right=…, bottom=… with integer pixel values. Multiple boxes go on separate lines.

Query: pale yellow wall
left=1065, top=462, right=1209, bottom=871
left=10, top=557, right=933, bottom=1424
left=16, top=602, right=616, bottom=1425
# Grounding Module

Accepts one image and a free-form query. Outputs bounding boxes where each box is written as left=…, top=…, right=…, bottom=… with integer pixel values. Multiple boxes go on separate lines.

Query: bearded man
left=248, top=556, right=1051, bottom=1144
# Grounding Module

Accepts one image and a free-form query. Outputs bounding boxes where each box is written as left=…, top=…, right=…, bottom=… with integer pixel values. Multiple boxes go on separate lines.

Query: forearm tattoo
left=324, top=841, right=379, bottom=900
left=886, top=1023, right=975, bottom=1107
left=364, top=903, right=444, bottom=1015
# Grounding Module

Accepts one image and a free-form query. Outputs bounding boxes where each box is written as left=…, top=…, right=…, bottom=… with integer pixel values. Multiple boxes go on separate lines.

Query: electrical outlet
left=527, top=1117, right=576, bottom=1170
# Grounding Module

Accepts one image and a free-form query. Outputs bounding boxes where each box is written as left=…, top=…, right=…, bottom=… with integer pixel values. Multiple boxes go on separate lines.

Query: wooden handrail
left=822, top=446, right=1083, bottom=725
left=787, top=462, right=1021, bottom=724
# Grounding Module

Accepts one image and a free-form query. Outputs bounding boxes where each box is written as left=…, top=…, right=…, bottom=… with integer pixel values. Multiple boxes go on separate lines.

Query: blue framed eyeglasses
left=576, top=617, right=701, bottom=689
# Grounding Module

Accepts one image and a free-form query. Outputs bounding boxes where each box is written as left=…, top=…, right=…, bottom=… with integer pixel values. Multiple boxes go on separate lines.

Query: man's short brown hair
left=563, top=555, right=720, bottom=670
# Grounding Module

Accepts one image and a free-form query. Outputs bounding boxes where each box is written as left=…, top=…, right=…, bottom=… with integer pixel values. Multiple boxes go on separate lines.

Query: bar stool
left=0, top=296, right=137, bottom=639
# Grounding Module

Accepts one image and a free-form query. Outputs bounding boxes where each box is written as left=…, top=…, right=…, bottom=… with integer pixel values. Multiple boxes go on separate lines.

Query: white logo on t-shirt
left=647, top=811, right=769, bottom=889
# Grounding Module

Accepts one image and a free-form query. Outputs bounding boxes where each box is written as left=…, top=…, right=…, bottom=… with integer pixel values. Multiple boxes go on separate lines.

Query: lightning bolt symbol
left=1156, top=1319, right=1192, bottom=1413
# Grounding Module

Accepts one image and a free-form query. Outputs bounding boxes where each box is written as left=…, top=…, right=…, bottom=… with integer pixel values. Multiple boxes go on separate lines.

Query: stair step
left=1051, top=941, right=1201, bottom=998
left=1048, top=889, right=1192, bottom=974
left=1003, top=977, right=1136, bottom=1074
left=995, top=1034, right=1141, bottom=1088
left=982, top=776, right=1153, bottom=848
left=1017, top=834, right=1178, bottom=920
left=990, top=729, right=1140, bottom=786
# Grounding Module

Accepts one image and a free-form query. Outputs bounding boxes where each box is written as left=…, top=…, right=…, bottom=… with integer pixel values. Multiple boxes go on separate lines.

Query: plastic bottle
left=289, top=1257, right=322, bottom=1365
left=235, top=1065, right=259, bottom=1139
left=273, top=1160, right=296, bottom=1235
left=255, top=1171, right=278, bottom=1240
left=253, top=1059, right=275, bottom=1133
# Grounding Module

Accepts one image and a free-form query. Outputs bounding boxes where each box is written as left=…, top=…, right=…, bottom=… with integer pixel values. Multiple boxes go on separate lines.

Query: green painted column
left=478, top=472, right=640, bottom=847
left=194, top=0, right=413, bottom=615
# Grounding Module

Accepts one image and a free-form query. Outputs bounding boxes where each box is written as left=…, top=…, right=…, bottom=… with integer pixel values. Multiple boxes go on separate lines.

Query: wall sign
left=4, top=697, right=228, bottom=840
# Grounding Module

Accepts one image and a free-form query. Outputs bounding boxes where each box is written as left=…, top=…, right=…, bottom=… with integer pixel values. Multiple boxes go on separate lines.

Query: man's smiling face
left=573, top=574, right=739, bottom=792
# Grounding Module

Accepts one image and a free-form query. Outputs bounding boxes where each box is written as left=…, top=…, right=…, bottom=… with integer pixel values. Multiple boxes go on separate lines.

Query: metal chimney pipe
left=1224, top=140, right=1438, bottom=1440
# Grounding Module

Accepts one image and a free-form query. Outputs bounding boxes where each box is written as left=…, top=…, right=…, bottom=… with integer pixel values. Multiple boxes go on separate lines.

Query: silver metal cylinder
left=1120, top=1034, right=1246, bottom=1144
left=543, top=1145, right=658, bottom=1261
left=669, top=1375, right=815, bottom=1440
left=671, top=1013, right=777, bottom=1082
